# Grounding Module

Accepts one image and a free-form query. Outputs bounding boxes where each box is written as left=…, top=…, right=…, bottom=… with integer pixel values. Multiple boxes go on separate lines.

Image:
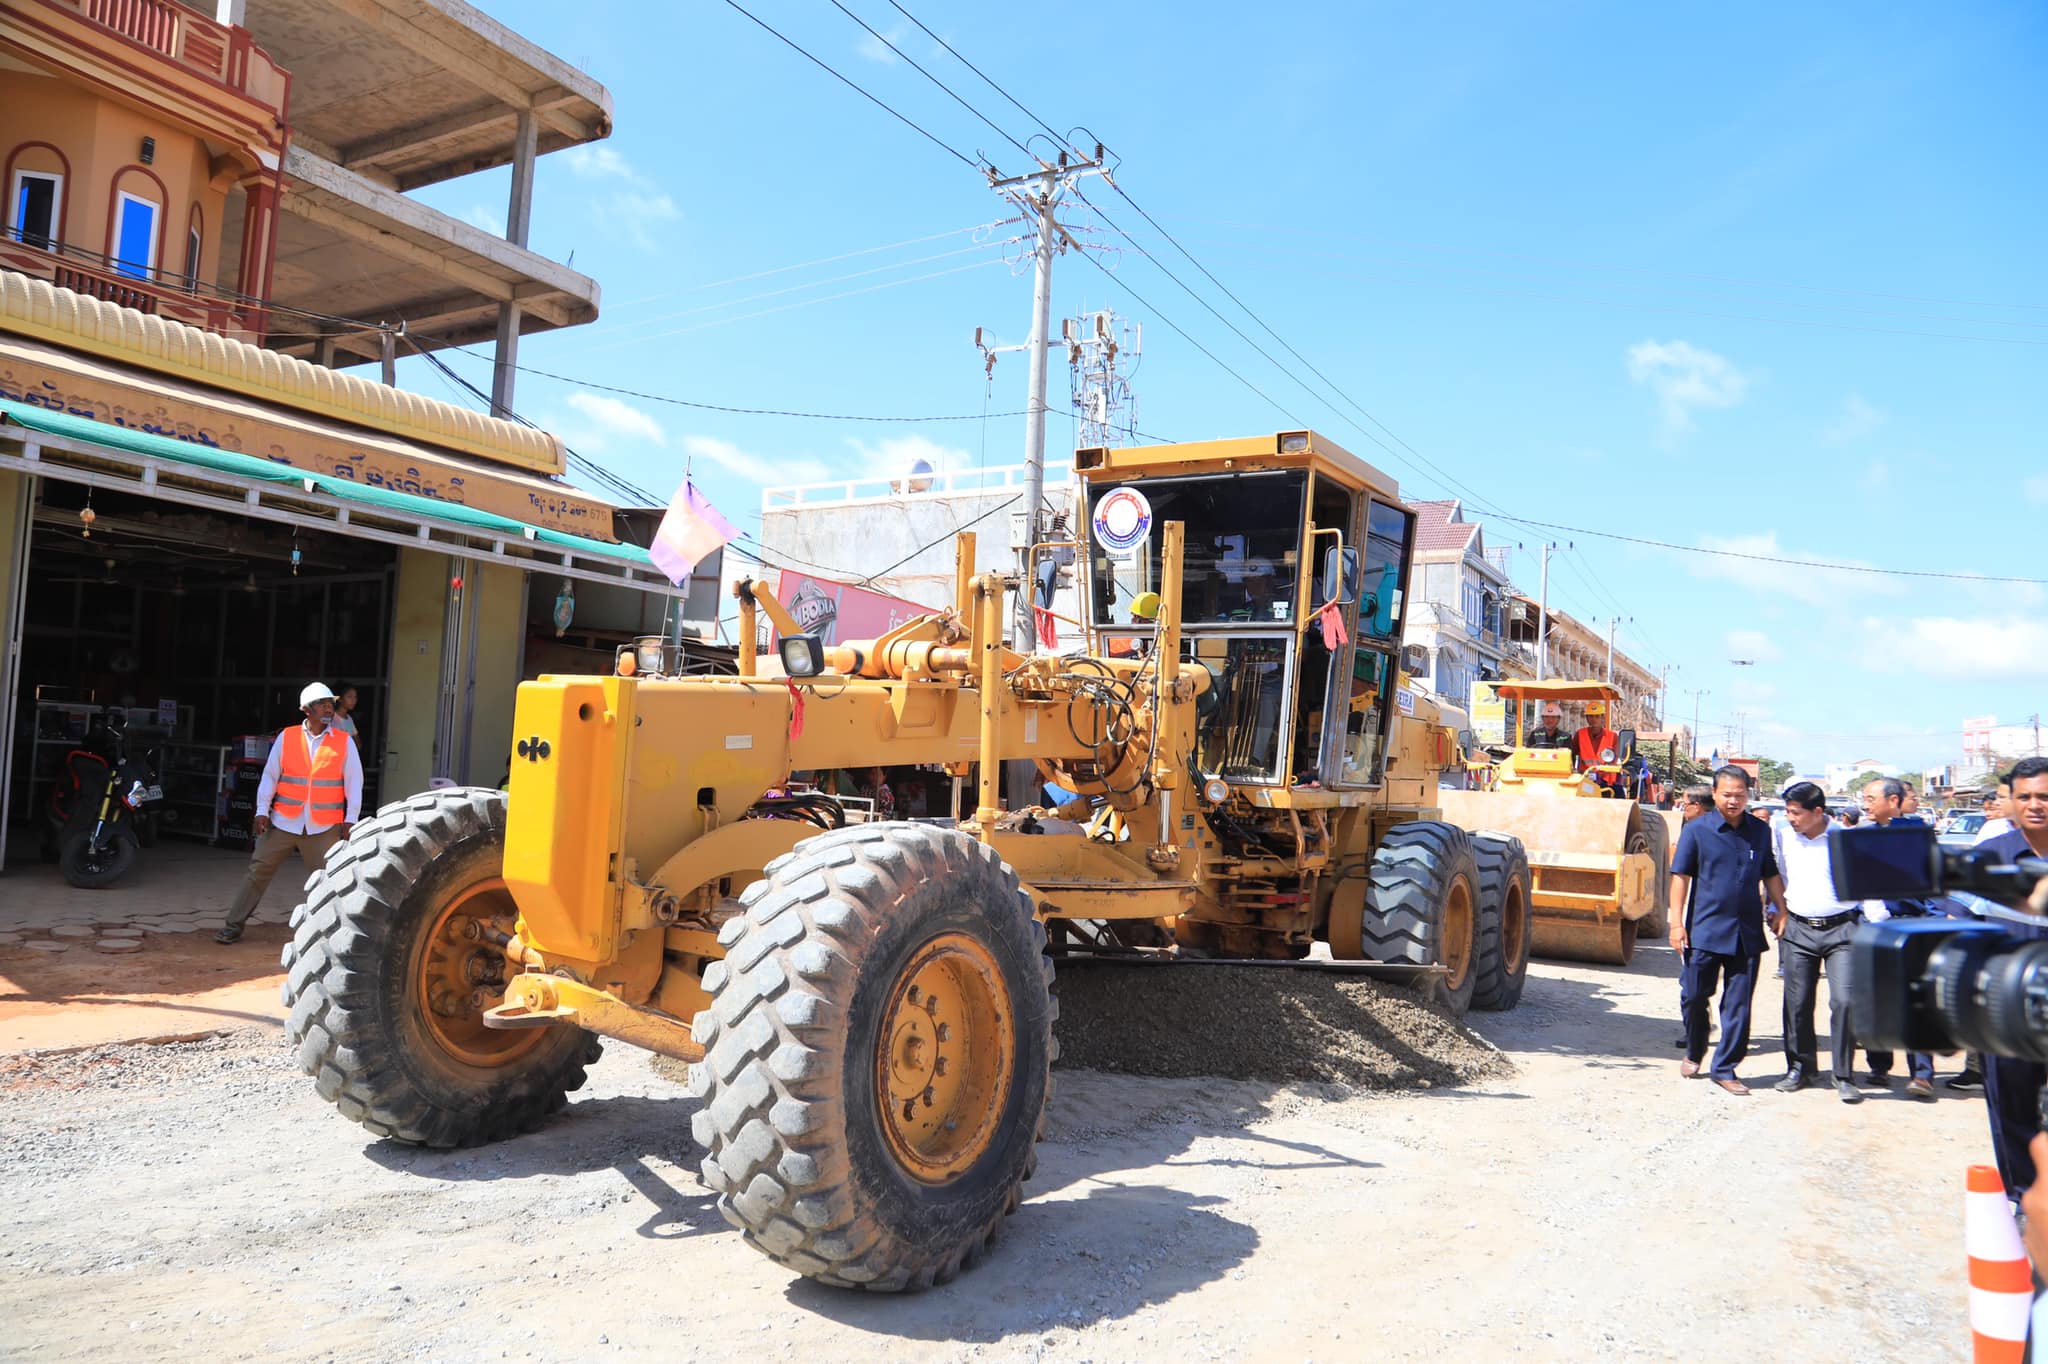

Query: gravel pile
left=1052, top=962, right=1511, bottom=1091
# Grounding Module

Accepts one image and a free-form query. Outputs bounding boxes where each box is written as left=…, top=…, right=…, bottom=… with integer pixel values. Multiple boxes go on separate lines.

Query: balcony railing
left=2, top=237, right=256, bottom=340
left=50, top=0, right=289, bottom=115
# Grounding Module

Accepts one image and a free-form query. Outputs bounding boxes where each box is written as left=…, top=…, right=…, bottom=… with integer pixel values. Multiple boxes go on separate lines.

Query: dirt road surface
left=0, top=944, right=1983, bottom=1362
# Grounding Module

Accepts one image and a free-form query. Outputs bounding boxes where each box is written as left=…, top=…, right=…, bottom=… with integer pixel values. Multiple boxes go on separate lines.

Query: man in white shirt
left=215, top=682, right=363, bottom=944
left=1771, top=781, right=1865, bottom=1101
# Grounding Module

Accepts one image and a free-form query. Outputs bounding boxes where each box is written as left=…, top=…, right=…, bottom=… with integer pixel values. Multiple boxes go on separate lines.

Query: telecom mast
left=1066, top=308, right=1141, bottom=450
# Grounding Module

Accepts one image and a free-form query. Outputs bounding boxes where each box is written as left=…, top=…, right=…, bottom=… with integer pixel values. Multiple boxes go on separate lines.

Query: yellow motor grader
left=280, top=431, right=1531, bottom=1292
left=1437, top=678, right=1670, bottom=965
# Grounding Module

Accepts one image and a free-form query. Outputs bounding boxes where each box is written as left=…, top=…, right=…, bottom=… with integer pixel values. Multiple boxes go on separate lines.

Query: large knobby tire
left=1361, top=822, right=1481, bottom=1016
left=60, top=823, right=139, bottom=888
left=1469, top=831, right=1533, bottom=1012
left=688, top=823, right=1055, bottom=1292
left=1632, top=810, right=1672, bottom=939
left=280, top=787, right=600, bottom=1148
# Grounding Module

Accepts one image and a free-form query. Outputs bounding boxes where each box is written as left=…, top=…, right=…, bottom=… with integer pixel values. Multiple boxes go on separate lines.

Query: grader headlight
left=779, top=634, right=825, bottom=677
left=1202, top=777, right=1231, bottom=805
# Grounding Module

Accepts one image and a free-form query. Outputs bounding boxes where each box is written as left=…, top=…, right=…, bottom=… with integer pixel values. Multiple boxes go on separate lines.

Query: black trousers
left=1985, top=1055, right=2046, bottom=1196
left=1780, top=916, right=1857, bottom=1080
left=1682, top=949, right=1759, bottom=1080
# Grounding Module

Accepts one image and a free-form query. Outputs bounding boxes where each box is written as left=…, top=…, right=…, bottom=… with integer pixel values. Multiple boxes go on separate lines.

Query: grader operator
left=280, top=431, right=1531, bottom=1292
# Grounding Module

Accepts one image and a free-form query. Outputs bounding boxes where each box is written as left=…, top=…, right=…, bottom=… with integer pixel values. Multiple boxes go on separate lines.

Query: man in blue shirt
left=1980, top=758, right=2048, bottom=1197
left=1669, top=766, right=1791, bottom=1094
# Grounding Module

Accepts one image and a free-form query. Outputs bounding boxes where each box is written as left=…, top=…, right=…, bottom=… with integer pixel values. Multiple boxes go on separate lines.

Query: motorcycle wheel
left=61, top=825, right=140, bottom=889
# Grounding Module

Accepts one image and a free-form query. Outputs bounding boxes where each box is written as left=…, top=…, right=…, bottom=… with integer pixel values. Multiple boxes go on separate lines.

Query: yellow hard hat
left=1584, top=700, right=1607, bottom=717
left=1130, top=591, right=1161, bottom=620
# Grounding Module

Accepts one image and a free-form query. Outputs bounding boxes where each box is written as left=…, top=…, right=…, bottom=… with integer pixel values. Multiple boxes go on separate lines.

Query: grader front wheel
left=689, top=823, right=1055, bottom=1292
left=1339, top=822, right=1483, bottom=1016
left=280, top=788, right=600, bottom=1147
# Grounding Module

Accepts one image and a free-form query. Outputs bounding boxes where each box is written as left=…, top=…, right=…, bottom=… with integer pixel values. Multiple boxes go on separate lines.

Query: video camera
left=1830, top=824, right=2048, bottom=1060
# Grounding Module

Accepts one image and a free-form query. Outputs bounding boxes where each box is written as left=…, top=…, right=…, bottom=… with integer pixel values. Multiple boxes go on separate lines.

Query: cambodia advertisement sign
left=0, top=339, right=613, bottom=535
left=775, top=571, right=928, bottom=645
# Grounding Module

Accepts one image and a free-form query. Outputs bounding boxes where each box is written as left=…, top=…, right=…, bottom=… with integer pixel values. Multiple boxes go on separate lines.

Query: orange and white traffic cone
left=1967, top=1164, right=2032, bottom=1364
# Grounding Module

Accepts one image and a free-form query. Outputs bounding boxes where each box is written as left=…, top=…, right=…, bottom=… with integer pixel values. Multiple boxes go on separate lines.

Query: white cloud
left=1860, top=616, right=2048, bottom=682
left=1824, top=393, right=1888, bottom=445
left=1625, top=339, right=1750, bottom=435
left=612, top=190, right=682, bottom=251
left=2026, top=474, right=2048, bottom=505
left=854, top=24, right=909, bottom=63
left=464, top=203, right=505, bottom=236
left=557, top=146, right=681, bottom=251
left=1688, top=531, right=1903, bottom=606
left=563, top=145, right=638, bottom=180
left=683, top=435, right=831, bottom=487
left=1724, top=628, right=1782, bottom=664
left=565, top=392, right=666, bottom=448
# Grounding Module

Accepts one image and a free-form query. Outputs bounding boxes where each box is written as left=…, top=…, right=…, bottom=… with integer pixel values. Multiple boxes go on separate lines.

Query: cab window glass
left=1090, top=472, right=1306, bottom=627
left=1186, top=636, right=1292, bottom=784
left=1360, top=500, right=1413, bottom=640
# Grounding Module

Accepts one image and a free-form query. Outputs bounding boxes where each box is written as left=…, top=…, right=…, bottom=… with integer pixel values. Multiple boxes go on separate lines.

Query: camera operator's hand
left=2025, top=1136, right=2048, bottom=1269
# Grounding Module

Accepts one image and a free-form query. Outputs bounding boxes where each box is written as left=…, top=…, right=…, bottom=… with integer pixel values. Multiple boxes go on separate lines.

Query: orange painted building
left=0, top=2, right=700, bottom=874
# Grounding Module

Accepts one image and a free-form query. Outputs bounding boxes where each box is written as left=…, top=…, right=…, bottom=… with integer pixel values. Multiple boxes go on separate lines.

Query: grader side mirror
left=1318, top=545, right=1361, bottom=606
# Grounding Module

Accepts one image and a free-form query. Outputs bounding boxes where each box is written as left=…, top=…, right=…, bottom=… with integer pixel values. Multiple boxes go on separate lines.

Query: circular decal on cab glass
left=1092, top=486, right=1153, bottom=556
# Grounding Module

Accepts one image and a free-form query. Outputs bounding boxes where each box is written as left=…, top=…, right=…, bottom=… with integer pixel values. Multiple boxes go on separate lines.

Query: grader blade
left=1435, top=792, right=1655, bottom=966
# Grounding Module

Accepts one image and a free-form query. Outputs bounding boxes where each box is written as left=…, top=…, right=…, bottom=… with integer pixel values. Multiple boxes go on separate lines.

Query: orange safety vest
left=1576, top=726, right=1621, bottom=766
left=273, top=725, right=350, bottom=828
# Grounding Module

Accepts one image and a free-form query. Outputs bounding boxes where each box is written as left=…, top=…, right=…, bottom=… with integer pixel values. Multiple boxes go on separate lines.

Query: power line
left=1170, top=214, right=2048, bottom=317
left=442, top=346, right=1029, bottom=423
left=585, top=254, right=1013, bottom=349
left=714, top=0, right=978, bottom=170
left=608, top=218, right=1014, bottom=308
left=1083, top=176, right=1511, bottom=519
left=1494, top=511, right=2046, bottom=586
left=591, top=240, right=1015, bottom=341
left=825, top=0, right=1029, bottom=161
left=884, top=0, right=1068, bottom=151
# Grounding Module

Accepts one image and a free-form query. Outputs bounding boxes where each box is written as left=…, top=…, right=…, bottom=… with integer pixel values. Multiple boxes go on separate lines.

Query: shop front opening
left=6, top=480, right=395, bottom=869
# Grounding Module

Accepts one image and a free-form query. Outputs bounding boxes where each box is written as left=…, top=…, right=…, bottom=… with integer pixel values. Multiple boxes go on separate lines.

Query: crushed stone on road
left=1050, top=962, right=1511, bottom=1090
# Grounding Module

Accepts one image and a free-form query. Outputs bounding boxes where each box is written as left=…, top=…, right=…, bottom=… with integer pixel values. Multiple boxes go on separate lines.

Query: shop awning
left=0, top=404, right=677, bottom=596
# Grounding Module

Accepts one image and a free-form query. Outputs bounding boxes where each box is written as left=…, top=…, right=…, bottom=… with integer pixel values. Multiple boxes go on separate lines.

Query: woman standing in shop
left=330, top=685, right=362, bottom=742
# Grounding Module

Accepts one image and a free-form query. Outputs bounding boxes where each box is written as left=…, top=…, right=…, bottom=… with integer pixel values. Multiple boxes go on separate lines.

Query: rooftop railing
left=51, top=0, right=289, bottom=114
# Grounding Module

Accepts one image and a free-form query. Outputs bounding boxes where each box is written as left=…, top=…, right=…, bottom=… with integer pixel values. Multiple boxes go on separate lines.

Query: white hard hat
left=300, top=682, right=338, bottom=708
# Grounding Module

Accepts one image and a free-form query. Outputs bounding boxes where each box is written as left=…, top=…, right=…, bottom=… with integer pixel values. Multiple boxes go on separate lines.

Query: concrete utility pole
left=1601, top=615, right=1630, bottom=682
left=985, top=149, right=1108, bottom=633
left=1534, top=542, right=1557, bottom=680
left=1684, top=689, right=1710, bottom=761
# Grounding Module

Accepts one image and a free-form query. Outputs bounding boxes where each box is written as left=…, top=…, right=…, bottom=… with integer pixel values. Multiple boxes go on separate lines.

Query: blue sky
left=395, top=1, right=2046, bottom=777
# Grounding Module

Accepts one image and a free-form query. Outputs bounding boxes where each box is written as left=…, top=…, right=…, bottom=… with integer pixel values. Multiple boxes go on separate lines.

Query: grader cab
left=280, top=430, right=1531, bottom=1292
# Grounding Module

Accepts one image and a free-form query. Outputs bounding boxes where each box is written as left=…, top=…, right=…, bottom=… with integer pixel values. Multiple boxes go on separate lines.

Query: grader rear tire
left=1359, top=822, right=1481, bottom=1016
left=689, top=823, right=1055, bottom=1292
left=1469, top=831, right=1533, bottom=1012
left=280, top=787, right=600, bottom=1147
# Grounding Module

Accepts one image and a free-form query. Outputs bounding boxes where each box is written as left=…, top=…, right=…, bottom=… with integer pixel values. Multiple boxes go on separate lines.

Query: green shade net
left=0, top=403, right=654, bottom=569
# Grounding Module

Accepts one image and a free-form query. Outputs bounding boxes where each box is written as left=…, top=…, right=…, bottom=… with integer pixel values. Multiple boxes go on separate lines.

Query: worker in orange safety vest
left=1574, top=700, right=1625, bottom=793
left=216, top=681, right=362, bottom=944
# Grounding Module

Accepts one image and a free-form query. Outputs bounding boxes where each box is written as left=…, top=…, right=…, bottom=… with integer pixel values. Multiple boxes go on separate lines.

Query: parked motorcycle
left=45, top=709, right=162, bottom=888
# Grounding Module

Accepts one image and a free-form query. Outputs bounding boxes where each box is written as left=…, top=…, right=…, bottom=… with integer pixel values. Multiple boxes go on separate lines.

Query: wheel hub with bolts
left=415, top=877, right=541, bottom=1068
left=876, top=933, right=1014, bottom=1184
